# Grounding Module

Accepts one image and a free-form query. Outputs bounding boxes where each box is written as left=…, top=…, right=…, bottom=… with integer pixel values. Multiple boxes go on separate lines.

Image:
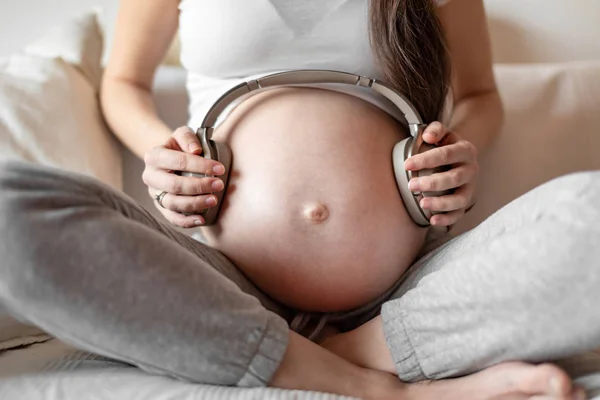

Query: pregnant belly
left=200, top=88, right=428, bottom=312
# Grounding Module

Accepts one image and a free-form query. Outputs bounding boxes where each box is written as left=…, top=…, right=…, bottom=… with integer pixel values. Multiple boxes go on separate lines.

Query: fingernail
left=194, top=218, right=204, bottom=226
left=211, top=180, right=224, bottom=191
left=205, top=196, right=217, bottom=206
left=212, top=165, right=225, bottom=174
left=188, top=143, right=201, bottom=153
left=404, top=159, right=415, bottom=170
left=419, top=198, right=429, bottom=209
left=408, top=179, right=420, bottom=191
left=424, top=131, right=438, bottom=139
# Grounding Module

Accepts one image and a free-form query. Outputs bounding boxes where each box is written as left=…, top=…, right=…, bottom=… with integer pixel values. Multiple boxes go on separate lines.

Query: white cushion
left=0, top=12, right=121, bottom=348
left=455, top=61, right=600, bottom=234
left=0, top=12, right=122, bottom=189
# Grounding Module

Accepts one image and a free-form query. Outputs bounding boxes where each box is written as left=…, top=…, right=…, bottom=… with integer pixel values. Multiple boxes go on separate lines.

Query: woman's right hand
left=143, top=126, right=226, bottom=228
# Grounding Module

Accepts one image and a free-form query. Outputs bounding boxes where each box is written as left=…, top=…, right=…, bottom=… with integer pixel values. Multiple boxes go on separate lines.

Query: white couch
left=0, top=2, right=599, bottom=399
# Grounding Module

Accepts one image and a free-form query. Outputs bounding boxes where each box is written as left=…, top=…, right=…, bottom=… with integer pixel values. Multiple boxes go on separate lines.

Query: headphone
left=183, top=69, right=450, bottom=227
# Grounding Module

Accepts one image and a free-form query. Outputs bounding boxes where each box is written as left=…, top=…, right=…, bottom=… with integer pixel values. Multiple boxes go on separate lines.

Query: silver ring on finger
left=154, top=191, right=169, bottom=209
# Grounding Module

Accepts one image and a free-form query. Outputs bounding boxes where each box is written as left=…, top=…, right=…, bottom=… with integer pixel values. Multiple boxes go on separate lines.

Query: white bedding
left=0, top=339, right=356, bottom=400
left=1, top=338, right=599, bottom=400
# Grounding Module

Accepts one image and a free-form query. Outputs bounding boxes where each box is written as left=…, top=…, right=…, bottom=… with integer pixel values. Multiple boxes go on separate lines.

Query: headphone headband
left=190, top=69, right=442, bottom=227
left=199, top=69, right=425, bottom=144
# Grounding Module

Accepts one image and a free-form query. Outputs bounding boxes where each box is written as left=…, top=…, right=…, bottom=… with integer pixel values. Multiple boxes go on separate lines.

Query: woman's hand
left=143, top=126, right=226, bottom=228
left=404, top=121, right=479, bottom=227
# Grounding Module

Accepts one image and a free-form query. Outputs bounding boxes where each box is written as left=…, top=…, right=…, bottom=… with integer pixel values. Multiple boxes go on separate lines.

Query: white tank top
left=178, top=0, right=452, bottom=127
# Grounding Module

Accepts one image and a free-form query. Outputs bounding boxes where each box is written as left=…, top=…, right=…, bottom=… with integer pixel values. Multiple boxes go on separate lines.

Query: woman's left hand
left=404, top=121, right=479, bottom=227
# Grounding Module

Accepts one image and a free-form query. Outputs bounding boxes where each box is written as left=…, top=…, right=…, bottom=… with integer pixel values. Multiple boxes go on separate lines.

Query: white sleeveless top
left=178, top=0, right=452, bottom=127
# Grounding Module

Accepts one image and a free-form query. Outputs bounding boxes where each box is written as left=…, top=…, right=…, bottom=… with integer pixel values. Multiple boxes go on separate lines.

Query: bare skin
left=272, top=331, right=584, bottom=400
left=199, top=87, right=428, bottom=312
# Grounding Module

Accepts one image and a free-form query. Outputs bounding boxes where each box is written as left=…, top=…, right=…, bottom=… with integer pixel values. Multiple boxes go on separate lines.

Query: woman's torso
left=201, top=87, right=428, bottom=312
left=177, top=1, right=446, bottom=312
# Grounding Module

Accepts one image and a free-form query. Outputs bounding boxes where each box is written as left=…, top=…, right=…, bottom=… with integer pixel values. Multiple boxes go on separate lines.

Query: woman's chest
left=178, top=0, right=377, bottom=78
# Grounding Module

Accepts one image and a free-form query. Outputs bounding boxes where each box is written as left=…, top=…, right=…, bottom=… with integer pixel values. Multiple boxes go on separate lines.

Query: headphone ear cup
left=180, top=140, right=233, bottom=226
left=392, top=137, right=452, bottom=227
left=201, top=140, right=232, bottom=226
left=393, top=137, right=430, bottom=226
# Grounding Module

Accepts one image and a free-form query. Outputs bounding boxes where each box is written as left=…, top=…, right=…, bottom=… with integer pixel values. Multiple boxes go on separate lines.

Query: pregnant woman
left=1, top=1, right=599, bottom=400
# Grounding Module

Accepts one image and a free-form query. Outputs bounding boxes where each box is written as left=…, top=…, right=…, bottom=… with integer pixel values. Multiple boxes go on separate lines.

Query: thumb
left=173, top=126, right=203, bottom=155
left=422, top=121, right=447, bottom=144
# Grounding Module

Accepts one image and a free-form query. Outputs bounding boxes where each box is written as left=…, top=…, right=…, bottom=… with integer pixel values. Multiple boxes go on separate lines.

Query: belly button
left=302, top=202, right=330, bottom=224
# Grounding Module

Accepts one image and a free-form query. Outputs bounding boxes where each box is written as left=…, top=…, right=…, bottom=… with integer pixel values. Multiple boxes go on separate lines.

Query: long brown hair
left=369, top=0, right=450, bottom=123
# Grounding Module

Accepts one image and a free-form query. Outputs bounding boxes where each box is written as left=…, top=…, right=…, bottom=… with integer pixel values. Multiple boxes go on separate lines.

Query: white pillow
left=0, top=12, right=122, bottom=189
left=454, top=61, right=600, bottom=234
left=0, top=12, right=121, bottom=349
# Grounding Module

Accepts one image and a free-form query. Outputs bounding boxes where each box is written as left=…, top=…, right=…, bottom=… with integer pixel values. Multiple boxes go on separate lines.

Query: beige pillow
left=0, top=12, right=121, bottom=349
left=0, top=12, right=122, bottom=189
left=455, top=61, right=600, bottom=234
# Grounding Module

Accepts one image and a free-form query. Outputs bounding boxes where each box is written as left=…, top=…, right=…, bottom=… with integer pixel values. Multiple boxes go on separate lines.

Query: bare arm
left=100, top=0, right=180, bottom=159
left=404, top=0, right=503, bottom=226
left=102, top=0, right=227, bottom=228
left=438, top=0, right=504, bottom=154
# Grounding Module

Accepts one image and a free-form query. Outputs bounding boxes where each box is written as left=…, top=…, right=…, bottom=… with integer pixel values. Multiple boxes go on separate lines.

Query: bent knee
left=0, top=160, right=70, bottom=192
left=544, top=171, right=600, bottom=202
left=0, top=161, right=37, bottom=216
left=0, top=160, right=33, bottom=186
left=0, top=160, right=103, bottom=196
left=550, top=170, right=600, bottom=192
left=534, top=171, right=600, bottom=220
left=0, top=161, right=97, bottom=225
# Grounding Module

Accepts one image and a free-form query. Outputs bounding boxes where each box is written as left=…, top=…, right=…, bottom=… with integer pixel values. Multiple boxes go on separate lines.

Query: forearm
left=101, top=77, right=172, bottom=159
left=448, top=89, right=504, bottom=156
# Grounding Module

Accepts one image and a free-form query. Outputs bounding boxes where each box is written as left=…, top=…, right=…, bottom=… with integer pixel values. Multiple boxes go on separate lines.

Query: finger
left=144, top=147, right=225, bottom=175
left=158, top=192, right=219, bottom=215
left=405, top=140, right=477, bottom=170
left=420, top=184, right=474, bottom=213
left=408, top=163, right=478, bottom=193
left=429, top=209, right=464, bottom=227
left=172, top=126, right=202, bottom=154
left=422, top=121, right=447, bottom=144
left=148, top=187, right=207, bottom=227
left=143, top=169, right=224, bottom=195
left=159, top=207, right=206, bottom=228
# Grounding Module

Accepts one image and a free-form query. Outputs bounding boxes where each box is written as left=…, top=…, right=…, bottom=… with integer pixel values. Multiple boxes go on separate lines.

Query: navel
left=301, top=202, right=330, bottom=224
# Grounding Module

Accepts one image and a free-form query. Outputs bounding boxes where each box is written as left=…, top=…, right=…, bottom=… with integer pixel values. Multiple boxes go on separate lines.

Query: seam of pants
left=381, top=301, right=426, bottom=382
left=237, top=312, right=290, bottom=387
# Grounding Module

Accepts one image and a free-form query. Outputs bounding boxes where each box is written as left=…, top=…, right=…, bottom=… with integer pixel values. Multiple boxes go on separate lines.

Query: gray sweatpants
left=0, top=161, right=599, bottom=387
